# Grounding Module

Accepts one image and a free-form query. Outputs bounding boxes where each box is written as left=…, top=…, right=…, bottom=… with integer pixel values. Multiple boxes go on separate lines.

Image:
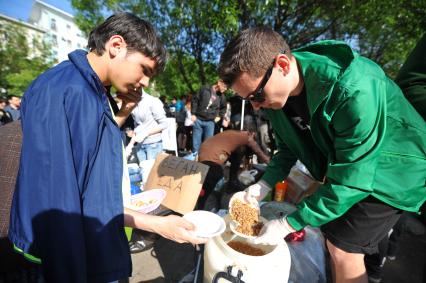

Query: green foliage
left=70, top=0, right=426, bottom=97
left=0, top=22, right=54, bottom=96
left=338, top=0, right=426, bottom=77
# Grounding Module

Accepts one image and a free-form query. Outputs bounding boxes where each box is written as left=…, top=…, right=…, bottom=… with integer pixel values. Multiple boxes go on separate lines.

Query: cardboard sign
left=144, top=153, right=209, bottom=214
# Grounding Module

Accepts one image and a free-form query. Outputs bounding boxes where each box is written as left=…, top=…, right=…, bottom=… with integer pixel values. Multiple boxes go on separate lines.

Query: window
left=52, top=34, right=57, bottom=46
left=50, top=18, right=56, bottom=31
left=67, top=40, right=72, bottom=48
left=66, top=24, right=71, bottom=30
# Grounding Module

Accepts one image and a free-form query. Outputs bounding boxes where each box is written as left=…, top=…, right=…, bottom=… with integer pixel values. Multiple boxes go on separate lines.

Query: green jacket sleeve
left=287, top=83, right=386, bottom=230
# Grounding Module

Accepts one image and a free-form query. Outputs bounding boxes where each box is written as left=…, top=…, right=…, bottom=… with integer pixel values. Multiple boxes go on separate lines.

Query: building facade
left=28, top=0, right=87, bottom=63
left=0, top=13, right=46, bottom=57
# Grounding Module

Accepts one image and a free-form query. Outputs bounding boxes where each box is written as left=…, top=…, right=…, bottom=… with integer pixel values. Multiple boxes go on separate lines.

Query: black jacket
left=191, top=85, right=226, bottom=121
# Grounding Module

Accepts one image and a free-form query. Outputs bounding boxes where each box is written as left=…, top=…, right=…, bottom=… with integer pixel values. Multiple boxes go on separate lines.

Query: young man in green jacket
left=219, top=27, right=426, bottom=283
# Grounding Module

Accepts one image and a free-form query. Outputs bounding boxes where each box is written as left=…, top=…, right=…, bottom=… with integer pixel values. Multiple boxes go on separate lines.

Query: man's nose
left=139, top=76, right=150, bottom=88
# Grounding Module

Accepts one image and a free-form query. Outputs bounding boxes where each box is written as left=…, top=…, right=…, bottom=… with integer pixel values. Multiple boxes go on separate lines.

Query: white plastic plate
left=183, top=210, right=226, bottom=238
left=128, top=188, right=166, bottom=213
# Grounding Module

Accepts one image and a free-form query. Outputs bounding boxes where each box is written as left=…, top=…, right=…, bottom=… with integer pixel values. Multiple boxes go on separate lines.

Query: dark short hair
left=88, top=12, right=167, bottom=75
left=219, top=27, right=291, bottom=87
left=7, top=95, right=19, bottom=100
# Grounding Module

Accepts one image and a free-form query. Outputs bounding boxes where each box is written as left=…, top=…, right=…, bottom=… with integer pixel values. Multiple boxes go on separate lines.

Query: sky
left=0, top=0, right=75, bottom=21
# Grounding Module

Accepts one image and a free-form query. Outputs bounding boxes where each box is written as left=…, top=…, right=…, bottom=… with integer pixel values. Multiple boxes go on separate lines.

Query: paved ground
left=129, top=237, right=196, bottom=283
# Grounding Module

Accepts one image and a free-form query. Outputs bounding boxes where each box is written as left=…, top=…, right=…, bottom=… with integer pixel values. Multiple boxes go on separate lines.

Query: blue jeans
left=192, top=119, right=215, bottom=153
left=135, top=141, right=163, bottom=162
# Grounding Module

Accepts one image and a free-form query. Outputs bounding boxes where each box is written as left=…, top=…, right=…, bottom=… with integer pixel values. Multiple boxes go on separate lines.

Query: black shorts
left=321, top=196, right=402, bottom=255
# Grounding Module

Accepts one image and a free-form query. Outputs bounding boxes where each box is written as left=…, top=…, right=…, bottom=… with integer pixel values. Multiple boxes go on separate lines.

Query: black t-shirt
left=282, top=88, right=311, bottom=133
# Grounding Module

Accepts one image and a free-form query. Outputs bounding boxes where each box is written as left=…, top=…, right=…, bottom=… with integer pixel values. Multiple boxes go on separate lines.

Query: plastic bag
left=238, top=169, right=258, bottom=185
left=287, top=227, right=327, bottom=283
left=260, top=202, right=327, bottom=283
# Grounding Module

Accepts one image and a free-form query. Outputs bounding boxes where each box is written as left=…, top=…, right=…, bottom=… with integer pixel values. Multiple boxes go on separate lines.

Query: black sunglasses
left=241, top=50, right=286, bottom=103
left=241, top=61, right=274, bottom=103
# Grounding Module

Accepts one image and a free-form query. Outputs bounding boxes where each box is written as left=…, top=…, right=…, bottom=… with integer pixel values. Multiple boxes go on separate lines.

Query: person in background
left=9, top=13, right=206, bottom=283
left=228, top=95, right=255, bottom=130
left=159, top=95, right=172, bottom=117
left=4, top=94, right=21, bottom=121
left=395, top=33, right=426, bottom=119
left=364, top=32, right=426, bottom=283
left=190, top=80, right=227, bottom=155
left=0, top=97, right=13, bottom=125
left=197, top=130, right=270, bottom=210
left=176, top=95, right=189, bottom=152
left=176, top=96, right=184, bottom=112
left=222, top=100, right=231, bottom=130
left=255, top=108, right=273, bottom=156
left=168, top=96, right=177, bottom=117
left=126, top=89, right=169, bottom=162
left=0, top=97, right=7, bottom=110
left=183, top=95, right=194, bottom=152
left=219, top=27, right=425, bottom=283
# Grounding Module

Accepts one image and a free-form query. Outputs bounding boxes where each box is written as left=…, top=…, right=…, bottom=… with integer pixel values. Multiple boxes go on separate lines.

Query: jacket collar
left=293, top=40, right=356, bottom=116
left=68, top=50, right=107, bottom=98
left=68, top=50, right=115, bottom=123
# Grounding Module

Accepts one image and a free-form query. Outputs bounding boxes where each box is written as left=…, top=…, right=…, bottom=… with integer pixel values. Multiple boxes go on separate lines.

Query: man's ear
left=275, top=54, right=291, bottom=76
left=106, top=35, right=126, bottom=58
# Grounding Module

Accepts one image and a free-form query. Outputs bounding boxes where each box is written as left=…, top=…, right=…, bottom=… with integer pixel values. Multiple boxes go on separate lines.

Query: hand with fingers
left=117, top=88, right=142, bottom=115
left=133, top=131, right=148, bottom=143
left=252, top=217, right=296, bottom=245
left=154, top=215, right=208, bottom=245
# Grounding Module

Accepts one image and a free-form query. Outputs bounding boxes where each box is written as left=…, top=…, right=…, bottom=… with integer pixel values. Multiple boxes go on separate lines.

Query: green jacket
left=261, top=41, right=426, bottom=231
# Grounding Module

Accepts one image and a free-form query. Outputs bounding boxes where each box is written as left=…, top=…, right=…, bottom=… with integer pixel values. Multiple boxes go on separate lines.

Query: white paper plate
left=128, top=188, right=166, bottom=213
left=183, top=210, right=226, bottom=238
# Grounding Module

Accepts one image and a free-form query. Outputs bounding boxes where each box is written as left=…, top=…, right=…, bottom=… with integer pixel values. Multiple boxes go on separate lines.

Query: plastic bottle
left=274, top=180, right=288, bottom=202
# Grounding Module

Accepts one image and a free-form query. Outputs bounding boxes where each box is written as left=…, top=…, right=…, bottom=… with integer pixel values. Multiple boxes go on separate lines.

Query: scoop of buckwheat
left=230, top=199, right=262, bottom=236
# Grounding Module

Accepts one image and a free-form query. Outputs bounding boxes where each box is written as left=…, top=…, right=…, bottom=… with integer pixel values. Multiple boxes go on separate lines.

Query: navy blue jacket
left=9, top=50, right=132, bottom=282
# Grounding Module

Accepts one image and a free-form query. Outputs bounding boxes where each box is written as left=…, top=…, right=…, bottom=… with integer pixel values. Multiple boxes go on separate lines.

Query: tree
left=228, top=0, right=425, bottom=77
left=70, top=0, right=426, bottom=97
left=71, top=0, right=239, bottom=98
left=0, top=22, right=54, bottom=97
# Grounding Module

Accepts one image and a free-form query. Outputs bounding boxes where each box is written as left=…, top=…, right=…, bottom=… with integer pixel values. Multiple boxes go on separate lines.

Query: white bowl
left=183, top=210, right=226, bottom=238
left=129, top=188, right=166, bottom=213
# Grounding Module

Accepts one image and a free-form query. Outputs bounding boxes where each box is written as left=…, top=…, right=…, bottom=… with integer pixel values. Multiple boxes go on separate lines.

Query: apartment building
left=0, top=12, right=46, bottom=56
left=28, top=0, right=87, bottom=63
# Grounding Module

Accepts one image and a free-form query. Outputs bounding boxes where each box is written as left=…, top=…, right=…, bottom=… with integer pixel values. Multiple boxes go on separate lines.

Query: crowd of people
left=1, top=11, right=425, bottom=283
left=120, top=88, right=275, bottom=160
left=0, top=95, right=21, bottom=125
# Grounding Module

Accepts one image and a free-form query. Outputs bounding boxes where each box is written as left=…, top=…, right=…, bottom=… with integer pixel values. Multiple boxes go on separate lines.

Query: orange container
left=274, top=181, right=288, bottom=202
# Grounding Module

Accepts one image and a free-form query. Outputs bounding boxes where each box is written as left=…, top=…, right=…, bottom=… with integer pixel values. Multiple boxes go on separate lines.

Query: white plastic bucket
left=203, top=215, right=291, bottom=283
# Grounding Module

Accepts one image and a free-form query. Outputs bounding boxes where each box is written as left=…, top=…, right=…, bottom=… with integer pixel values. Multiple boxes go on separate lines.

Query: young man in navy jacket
left=9, top=13, right=206, bottom=282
